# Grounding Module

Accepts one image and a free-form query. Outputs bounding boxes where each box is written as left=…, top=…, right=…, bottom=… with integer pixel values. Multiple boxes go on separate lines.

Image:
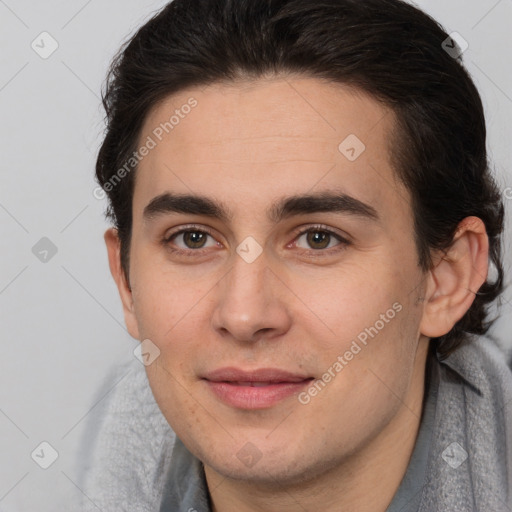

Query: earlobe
left=419, top=216, right=489, bottom=338
left=104, top=228, right=140, bottom=340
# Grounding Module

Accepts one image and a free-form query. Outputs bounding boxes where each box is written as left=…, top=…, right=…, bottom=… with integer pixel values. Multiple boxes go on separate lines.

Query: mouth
left=202, top=367, right=315, bottom=409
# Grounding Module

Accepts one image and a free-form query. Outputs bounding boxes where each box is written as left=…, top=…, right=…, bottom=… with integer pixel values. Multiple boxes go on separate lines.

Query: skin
left=105, top=77, right=489, bottom=511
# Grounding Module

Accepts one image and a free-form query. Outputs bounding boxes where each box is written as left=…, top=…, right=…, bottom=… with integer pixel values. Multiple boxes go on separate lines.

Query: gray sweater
left=76, top=337, right=512, bottom=511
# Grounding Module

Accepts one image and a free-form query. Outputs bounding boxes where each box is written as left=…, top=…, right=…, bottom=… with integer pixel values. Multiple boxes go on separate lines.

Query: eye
left=174, top=230, right=215, bottom=249
left=293, top=226, right=350, bottom=253
left=163, top=226, right=220, bottom=255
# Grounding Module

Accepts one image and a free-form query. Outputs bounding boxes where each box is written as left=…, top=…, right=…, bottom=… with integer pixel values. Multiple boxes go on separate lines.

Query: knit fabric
left=76, top=337, right=512, bottom=511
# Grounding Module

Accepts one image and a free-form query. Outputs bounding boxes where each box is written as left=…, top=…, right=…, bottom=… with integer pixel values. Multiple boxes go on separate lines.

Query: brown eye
left=306, top=231, right=331, bottom=249
left=165, top=228, right=218, bottom=252
left=295, top=229, right=344, bottom=251
left=181, top=231, right=208, bottom=249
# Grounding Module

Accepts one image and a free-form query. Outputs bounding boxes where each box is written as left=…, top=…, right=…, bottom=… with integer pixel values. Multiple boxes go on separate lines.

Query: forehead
left=133, top=77, right=408, bottom=222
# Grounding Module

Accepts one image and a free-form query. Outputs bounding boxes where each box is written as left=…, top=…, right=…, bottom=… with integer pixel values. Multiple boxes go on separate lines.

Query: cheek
left=309, top=259, right=423, bottom=388
left=130, top=255, right=214, bottom=341
left=305, top=299, right=422, bottom=445
left=303, top=262, right=404, bottom=339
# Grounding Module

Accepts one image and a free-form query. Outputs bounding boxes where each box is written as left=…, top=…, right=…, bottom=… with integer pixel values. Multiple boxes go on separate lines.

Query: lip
left=202, top=367, right=314, bottom=409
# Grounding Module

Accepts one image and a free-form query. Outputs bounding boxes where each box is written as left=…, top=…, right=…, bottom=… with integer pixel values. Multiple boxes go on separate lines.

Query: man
left=79, top=0, right=512, bottom=510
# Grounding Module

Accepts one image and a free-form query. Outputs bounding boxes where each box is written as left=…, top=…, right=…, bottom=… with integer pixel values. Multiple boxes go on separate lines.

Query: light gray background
left=0, top=0, right=511, bottom=510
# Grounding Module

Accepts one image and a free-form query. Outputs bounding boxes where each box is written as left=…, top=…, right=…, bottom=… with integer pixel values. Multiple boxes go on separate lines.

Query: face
left=111, top=77, right=432, bottom=486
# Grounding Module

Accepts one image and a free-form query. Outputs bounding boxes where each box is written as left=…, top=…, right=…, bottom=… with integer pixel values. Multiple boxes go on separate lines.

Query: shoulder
left=419, top=336, right=512, bottom=511
left=442, top=336, right=512, bottom=401
left=75, top=360, right=175, bottom=512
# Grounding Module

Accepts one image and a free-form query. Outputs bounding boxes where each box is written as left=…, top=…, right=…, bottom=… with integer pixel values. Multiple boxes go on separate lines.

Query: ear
left=420, top=216, right=489, bottom=338
left=104, top=228, right=140, bottom=340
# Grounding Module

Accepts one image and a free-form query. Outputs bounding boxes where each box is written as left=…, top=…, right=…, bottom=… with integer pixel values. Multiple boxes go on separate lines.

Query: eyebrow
left=142, top=190, right=379, bottom=224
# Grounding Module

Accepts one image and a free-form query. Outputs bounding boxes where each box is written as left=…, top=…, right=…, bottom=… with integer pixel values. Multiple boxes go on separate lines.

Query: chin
left=201, top=443, right=338, bottom=489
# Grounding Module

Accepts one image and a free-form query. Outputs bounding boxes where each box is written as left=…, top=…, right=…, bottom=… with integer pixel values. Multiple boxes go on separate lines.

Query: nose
left=210, top=250, right=292, bottom=343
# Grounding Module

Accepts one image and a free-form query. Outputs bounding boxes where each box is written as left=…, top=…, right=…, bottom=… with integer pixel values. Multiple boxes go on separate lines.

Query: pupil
left=308, top=231, right=329, bottom=249
left=185, top=231, right=206, bottom=248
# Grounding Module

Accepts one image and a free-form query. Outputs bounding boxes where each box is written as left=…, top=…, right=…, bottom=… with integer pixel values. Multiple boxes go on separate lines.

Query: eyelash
left=162, top=224, right=351, bottom=258
left=162, top=225, right=219, bottom=258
